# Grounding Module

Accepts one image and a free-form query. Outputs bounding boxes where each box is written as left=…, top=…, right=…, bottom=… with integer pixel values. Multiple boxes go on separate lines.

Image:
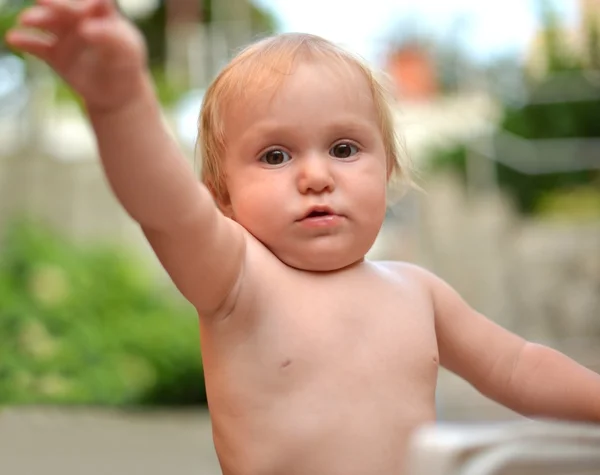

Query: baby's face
left=221, top=60, right=389, bottom=271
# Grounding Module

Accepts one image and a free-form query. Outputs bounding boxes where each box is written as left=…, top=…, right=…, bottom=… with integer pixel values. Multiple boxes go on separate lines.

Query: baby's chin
left=242, top=227, right=371, bottom=272
left=274, top=249, right=366, bottom=273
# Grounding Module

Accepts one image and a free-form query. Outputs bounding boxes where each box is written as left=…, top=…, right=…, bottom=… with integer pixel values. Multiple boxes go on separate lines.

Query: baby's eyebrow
left=324, top=120, right=376, bottom=136
left=238, top=123, right=297, bottom=150
left=246, top=122, right=296, bottom=138
left=246, top=118, right=376, bottom=139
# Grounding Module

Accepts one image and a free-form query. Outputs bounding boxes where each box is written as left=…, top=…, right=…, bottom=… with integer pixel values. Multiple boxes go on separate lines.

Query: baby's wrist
left=85, top=71, right=155, bottom=119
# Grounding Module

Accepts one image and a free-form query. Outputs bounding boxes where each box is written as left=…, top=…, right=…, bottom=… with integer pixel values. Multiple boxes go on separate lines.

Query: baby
left=7, top=1, right=600, bottom=474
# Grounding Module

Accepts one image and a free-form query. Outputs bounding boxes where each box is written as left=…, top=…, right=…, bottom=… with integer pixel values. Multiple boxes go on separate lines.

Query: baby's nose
left=297, top=155, right=335, bottom=194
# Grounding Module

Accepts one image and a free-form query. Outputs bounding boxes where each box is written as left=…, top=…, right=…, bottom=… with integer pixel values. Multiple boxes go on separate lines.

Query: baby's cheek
left=232, top=195, right=271, bottom=232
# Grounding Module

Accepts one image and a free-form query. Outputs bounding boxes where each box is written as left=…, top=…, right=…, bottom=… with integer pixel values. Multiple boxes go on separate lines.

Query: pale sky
left=256, top=0, right=579, bottom=65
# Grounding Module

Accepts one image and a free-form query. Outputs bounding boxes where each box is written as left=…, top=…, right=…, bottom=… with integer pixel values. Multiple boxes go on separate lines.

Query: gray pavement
left=0, top=408, right=221, bottom=475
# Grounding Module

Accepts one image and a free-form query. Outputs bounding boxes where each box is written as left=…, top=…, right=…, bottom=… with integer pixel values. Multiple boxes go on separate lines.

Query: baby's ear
left=218, top=201, right=234, bottom=219
left=213, top=188, right=234, bottom=219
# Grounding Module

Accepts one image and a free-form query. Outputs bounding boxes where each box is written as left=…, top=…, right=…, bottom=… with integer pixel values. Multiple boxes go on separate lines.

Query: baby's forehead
left=222, top=57, right=376, bottom=120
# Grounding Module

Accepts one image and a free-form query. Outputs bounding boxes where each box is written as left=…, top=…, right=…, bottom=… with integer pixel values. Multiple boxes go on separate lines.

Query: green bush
left=0, top=220, right=206, bottom=407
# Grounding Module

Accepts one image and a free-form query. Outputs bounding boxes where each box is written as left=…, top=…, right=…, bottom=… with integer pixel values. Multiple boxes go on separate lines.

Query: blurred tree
left=137, top=0, right=276, bottom=67
left=0, top=0, right=32, bottom=52
left=584, top=2, right=600, bottom=69
left=0, top=0, right=275, bottom=63
left=426, top=0, right=600, bottom=214
left=535, top=0, right=581, bottom=73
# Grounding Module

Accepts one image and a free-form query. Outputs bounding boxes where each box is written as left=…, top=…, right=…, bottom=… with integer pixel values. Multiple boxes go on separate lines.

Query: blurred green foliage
left=537, top=186, right=600, bottom=221
left=426, top=89, right=600, bottom=214
left=426, top=1, right=600, bottom=215
left=0, top=220, right=207, bottom=407
left=1, top=0, right=275, bottom=105
left=0, top=0, right=32, bottom=53
left=1, top=0, right=275, bottom=61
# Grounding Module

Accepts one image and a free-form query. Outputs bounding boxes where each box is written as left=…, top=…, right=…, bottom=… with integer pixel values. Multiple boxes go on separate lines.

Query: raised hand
left=6, top=0, right=149, bottom=113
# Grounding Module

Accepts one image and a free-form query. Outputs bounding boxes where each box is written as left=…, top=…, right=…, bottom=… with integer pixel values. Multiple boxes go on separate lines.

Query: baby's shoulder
left=372, top=260, right=445, bottom=295
left=373, top=260, right=434, bottom=281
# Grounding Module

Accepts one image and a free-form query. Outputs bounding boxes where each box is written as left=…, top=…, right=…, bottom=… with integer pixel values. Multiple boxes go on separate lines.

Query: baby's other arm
left=411, top=265, right=600, bottom=422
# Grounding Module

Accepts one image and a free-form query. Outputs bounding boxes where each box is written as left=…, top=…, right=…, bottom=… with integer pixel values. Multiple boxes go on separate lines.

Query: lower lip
left=298, top=214, right=344, bottom=228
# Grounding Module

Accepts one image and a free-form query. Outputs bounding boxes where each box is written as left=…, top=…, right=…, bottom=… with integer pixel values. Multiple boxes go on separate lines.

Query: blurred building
left=382, top=41, right=500, bottom=167
left=386, top=43, right=439, bottom=102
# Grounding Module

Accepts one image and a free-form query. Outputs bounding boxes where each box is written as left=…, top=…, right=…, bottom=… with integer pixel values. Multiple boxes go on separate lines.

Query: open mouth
left=306, top=210, right=332, bottom=218
left=298, top=206, right=342, bottom=223
left=297, top=206, right=343, bottom=227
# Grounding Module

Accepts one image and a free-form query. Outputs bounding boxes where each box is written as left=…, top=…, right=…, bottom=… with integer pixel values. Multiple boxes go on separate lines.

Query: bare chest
left=201, top=264, right=439, bottom=475
left=206, top=265, right=439, bottom=398
left=261, top=279, right=436, bottom=386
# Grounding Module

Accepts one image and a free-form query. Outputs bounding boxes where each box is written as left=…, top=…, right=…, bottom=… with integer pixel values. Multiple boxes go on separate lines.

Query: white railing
left=406, top=420, right=600, bottom=475
left=464, top=70, right=600, bottom=195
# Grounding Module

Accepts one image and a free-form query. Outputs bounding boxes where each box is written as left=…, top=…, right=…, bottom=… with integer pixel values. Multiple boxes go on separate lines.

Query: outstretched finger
left=18, top=5, right=77, bottom=36
left=36, top=0, right=115, bottom=18
left=4, top=28, right=56, bottom=62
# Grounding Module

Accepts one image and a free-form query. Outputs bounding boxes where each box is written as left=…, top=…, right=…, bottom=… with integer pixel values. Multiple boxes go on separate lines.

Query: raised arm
left=6, top=0, right=245, bottom=316
left=90, top=78, right=245, bottom=317
left=413, top=266, right=600, bottom=422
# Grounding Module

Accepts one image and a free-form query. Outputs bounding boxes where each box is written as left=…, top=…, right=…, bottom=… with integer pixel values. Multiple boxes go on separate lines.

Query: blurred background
left=0, top=0, right=599, bottom=473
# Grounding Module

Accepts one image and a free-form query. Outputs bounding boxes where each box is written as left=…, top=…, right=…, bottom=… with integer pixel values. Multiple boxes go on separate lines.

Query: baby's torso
left=199, top=255, right=439, bottom=475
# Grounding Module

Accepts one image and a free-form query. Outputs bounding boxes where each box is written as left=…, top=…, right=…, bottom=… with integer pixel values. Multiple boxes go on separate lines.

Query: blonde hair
left=198, top=33, right=410, bottom=204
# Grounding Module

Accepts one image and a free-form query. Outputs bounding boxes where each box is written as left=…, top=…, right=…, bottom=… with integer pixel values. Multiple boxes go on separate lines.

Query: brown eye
left=330, top=143, right=358, bottom=159
left=261, top=149, right=291, bottom=165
